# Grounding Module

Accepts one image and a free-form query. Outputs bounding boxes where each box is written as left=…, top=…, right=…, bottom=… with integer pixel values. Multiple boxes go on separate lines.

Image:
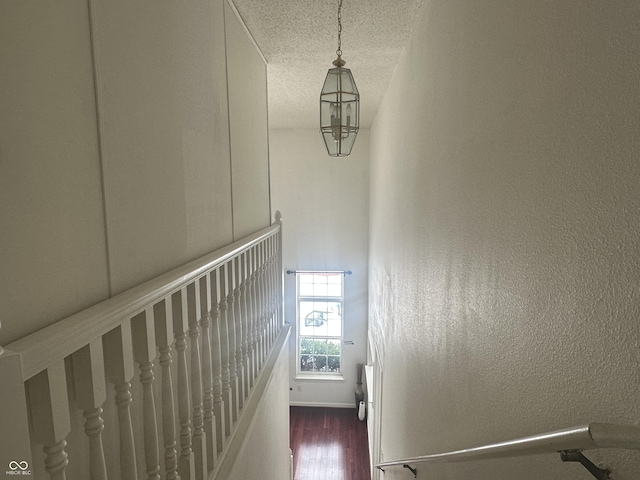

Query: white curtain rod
left=285, top=270, right=352, bottom=276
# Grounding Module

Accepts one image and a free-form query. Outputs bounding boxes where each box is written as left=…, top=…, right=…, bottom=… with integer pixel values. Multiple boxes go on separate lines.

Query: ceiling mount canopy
left=319, top=0, right=360, bottom=157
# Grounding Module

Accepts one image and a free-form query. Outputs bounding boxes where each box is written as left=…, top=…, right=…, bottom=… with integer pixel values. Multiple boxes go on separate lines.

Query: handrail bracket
left=403, top=464, right=417, bottom=478
left=560, top=450, right=611, bottom=480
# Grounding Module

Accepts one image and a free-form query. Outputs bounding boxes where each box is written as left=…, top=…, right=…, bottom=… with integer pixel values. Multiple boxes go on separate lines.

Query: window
left=296, top=271, right=344, bottom=376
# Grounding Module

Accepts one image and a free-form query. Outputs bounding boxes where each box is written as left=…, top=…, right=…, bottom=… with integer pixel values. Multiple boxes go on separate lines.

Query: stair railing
left=0, top=212, right=285, bottom=480
left=375, top=422, right=640, bottom=480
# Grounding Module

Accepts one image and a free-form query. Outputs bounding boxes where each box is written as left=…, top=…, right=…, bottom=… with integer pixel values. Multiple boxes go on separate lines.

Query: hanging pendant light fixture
left=320, top=0, right=359, bottom=157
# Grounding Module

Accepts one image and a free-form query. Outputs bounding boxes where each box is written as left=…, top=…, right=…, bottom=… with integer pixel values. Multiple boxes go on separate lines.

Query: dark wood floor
left=290, top=406, right=371, bottom=480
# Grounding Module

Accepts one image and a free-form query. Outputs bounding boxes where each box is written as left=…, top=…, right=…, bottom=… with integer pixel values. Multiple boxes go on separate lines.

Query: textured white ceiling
left=230, top=0, right=424, bottom=129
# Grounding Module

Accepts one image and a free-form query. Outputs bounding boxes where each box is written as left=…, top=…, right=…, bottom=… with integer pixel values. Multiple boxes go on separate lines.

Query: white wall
left=221, top=329, right=291, bottom=480
left=0, top=0, right=109, bottom=345
left=1, top=1, right=282, bottom=477
left=270, top=129, right=369, bottom=407
left=368, top=1, right=640, bottom=479
left=92, top=0, right=235, bottom=295
left=0, top=0, right=272, bottom=345
left=225, top=1, right=272, bottom=240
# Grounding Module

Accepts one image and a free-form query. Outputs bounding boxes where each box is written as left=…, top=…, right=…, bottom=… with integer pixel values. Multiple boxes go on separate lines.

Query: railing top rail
left=375, top=423, right=640, bottom=469
left=6, top=223, right=280, bottom=380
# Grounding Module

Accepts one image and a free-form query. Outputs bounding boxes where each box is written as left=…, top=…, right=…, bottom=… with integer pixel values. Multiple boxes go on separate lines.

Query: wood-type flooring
left=290, top=406, right=371, bottom=480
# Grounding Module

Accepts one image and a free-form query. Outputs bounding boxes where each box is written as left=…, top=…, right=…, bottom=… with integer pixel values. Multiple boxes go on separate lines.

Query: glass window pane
left=327, top=339, right=341, bottom=355
left=300, top=338, right=313, bottom=354
left=315, top=355, right=327, bottom=371
left=327, top=356, right=341, bottom=372
left=297, top=271, right=344, bottom=376
left=299, top=273, right=314, bottom=284
left=313, top=274, right=327, bottom=284
left=300, top=355, right=314, bottom=372
left=299, top=323, right=316, bottom=337
left=327, top=283, right=342, bottom=297
left=314, top=282, right=328, bottom=296
left=327, top=319, right=342, bottom=337
left=314, top=339, right=328, bottom=354
left=299, top=283, right=314, bottom=296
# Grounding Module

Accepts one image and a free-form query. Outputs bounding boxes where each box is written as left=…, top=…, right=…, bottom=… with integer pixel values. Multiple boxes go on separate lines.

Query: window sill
left=295, top=374, right=344, bottom=381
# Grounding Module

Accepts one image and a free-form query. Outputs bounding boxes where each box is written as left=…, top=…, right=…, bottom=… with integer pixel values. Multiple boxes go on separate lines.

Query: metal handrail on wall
left=375, top=423, right=640, bottom=480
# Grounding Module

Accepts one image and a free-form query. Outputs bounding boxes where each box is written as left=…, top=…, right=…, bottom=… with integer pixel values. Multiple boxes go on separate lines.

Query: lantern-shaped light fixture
left=320, top=0, right=359, bottom=157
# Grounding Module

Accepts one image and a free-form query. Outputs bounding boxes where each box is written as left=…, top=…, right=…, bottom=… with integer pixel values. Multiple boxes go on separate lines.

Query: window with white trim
left=296, top=271, right=343, bottom=376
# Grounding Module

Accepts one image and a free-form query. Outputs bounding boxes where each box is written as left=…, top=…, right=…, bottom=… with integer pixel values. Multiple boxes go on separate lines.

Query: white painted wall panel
left=225, top=1, right=271, bottom=239
left=0, top=0, right=109, bottom=344
left=369, top=1, right=640, bottom=479
left=92, top=0, right=233, bottom=294
left=224, top=331, right=291, bottom=480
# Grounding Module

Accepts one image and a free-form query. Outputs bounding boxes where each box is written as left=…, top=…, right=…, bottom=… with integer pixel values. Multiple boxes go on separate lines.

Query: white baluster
left=266, top=237, right=276, bottom=346
left=248, top=246, right=259, bottom=377
left=211, top=268, right=226, bottom=451
left=265, top=239, right=275, bottom=350
left=172, top=289, right=195, bottom=480
left=132, top=309, right=160, bottom=480
left=256, top=243, right=267, bottom=367
left=225, top=262, right=239, bottom=423
left=153, top=299, right=178, bottom=480
left=71, top=338, right=107, bottom=480
left=44, top=441, right=69, bottom=480
left=198, top=275, right=217, bottom=470
left=266, top=240, right=275, bottom=350
left=273, top=238, right=280, bottom=337
left=275, top=211, right=284, bottom=335
left=232, top=257, right=245, bottom=410
left=242, top=249, right=255, bottom=388
left=27, top=361, right=71, bottom=480
left=186, top=282, right=208, bottom=480
left=217, top=267, right=233, bottom=437
left=238, top=253, right=251, bottom=397
left=103, top=322, right=137, bottom=480
left=274, top=235, right=282, bottom=337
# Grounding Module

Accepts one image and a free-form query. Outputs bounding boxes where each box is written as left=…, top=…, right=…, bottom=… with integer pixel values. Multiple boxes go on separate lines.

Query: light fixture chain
left=336, top=0, right=342, bottom=57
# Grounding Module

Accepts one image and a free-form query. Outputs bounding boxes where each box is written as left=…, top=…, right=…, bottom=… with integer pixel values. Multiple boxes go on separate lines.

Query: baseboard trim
left=289, top=401, right=356, bottom=409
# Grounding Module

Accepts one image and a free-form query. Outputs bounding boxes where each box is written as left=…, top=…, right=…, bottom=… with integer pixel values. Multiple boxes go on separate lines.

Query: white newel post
left=0, top=325, right=33, bottom=477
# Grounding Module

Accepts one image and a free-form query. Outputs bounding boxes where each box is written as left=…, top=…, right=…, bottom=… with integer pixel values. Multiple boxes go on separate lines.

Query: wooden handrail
left=6, top=223, right=280, bottom=381
left=375, top=423, right=640, bottom=472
